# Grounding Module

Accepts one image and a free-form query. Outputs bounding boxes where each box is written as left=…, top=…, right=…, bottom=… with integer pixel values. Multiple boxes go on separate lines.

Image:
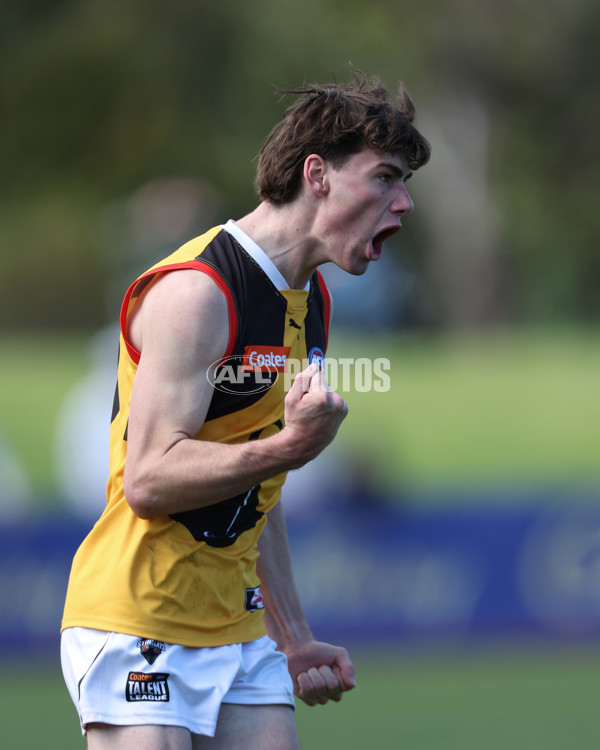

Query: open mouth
left=371, top=226, right=399, bottom=259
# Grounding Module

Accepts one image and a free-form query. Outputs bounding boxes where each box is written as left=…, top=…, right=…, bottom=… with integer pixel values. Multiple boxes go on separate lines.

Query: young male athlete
left=61, top=71, right=430, bottom=749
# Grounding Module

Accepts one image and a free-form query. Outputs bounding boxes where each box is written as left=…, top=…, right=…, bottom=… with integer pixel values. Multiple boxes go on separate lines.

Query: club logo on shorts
left=126, top=672, right=170, bottom=702
left=245, top=585, right=264, bottom=612
left=136, top=638, right=166, bottom=665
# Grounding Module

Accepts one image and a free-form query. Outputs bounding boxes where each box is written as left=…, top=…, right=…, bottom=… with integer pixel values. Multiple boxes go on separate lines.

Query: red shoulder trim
left=316, top=269, right=332, bottom=352
left=120, top=261, right=237, bottom=365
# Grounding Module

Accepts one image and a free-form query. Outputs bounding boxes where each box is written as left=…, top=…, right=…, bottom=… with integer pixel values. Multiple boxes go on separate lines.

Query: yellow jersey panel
left=62, top=226, right=330, bottom=647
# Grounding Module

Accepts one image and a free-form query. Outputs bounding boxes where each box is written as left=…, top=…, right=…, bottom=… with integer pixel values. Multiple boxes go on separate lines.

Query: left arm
left=257, top=501, right=356, bottom=706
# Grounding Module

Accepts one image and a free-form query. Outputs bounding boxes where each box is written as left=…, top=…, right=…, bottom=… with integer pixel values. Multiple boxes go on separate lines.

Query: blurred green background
left=1, top=0, right=599, bottom=747
left=1, top=0, right=598, bottom=501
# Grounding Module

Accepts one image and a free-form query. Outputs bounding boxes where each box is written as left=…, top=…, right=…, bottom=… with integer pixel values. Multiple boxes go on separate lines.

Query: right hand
left=283, top=638, right=356, bottom=706
left=281, top=363, right=348, bottom=468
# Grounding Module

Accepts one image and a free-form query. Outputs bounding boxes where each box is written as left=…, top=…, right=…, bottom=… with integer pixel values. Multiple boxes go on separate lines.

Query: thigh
left=87, top=723, right=192, bottom=750
left=193, top=704, right=300, bottom=750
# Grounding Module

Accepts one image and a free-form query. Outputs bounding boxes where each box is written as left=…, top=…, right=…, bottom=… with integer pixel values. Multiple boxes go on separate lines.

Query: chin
left=335, top=255, right=371, bottom=276
left=353, top=258, right=372, bottom=275
left=338, top=260, right=367, bottom=276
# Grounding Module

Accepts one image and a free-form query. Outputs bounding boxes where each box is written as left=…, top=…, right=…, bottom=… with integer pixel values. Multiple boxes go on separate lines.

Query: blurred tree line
left=1, top=0, right=598, bottom=331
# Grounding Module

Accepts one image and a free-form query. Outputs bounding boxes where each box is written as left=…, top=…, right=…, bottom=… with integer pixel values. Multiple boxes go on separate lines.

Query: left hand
left=283, top=639, right=356, bottom=706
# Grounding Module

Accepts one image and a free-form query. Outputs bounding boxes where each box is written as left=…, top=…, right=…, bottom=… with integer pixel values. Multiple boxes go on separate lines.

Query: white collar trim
left=221, top=219, right=309, bottom=292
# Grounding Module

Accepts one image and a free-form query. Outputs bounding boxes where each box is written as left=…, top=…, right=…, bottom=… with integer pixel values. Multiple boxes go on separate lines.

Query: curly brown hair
left=255, top=71, right=431, bottom=205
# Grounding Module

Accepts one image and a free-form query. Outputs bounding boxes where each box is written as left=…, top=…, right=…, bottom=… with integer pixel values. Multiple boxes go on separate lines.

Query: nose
left=392, top=184, right=414, bottom=216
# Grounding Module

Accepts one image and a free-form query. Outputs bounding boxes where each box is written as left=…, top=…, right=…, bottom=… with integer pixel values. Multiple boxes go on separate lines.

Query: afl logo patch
left=245, top=586, right=264, bottom=612
left=308, top=346, right=325, bottom=370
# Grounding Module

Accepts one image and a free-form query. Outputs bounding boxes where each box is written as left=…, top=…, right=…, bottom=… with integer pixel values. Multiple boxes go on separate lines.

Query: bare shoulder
left=137, top=267, right=228, bottom=318
left=129, top=268, right=230, bottom=365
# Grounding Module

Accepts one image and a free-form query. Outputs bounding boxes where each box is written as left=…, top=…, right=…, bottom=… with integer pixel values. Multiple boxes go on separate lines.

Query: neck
left=235, top=202, right=323, bottom=289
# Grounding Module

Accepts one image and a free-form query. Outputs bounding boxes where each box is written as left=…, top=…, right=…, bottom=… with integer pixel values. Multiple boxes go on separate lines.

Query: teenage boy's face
left=322, top=147, right=414, bottom=275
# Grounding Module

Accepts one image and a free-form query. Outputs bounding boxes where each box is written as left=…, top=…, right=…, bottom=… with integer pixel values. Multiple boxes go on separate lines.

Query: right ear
left=303, top=154, right=329, bottom=198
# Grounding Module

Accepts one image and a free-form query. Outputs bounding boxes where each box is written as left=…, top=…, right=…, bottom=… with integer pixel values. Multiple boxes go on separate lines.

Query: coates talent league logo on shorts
left=126, top=672, right=170, bottom=702
left=207, top=346, right=291, bottom=395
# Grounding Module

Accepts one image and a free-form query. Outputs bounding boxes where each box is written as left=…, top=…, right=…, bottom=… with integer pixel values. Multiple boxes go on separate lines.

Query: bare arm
left=258, top=502, right=356, bottom=705
left=257, top=501, right=356, bottom=706
left=123, top=269, right=347, bottom=519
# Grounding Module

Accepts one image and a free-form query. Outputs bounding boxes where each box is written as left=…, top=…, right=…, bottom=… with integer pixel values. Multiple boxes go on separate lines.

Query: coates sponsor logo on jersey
left=245, top=585, right=264, bottom=612
left=136, top=638, right=166, bottom=665
left=308, top=346, right=325, bottom=370
left=241, top=346, right=291, bottom=372
left=206, top=346, right=291, bottom=395
left=125, top=672, right=170, bottom=702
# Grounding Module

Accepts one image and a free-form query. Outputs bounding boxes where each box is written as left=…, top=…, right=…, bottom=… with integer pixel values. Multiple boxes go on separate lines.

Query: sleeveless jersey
left=61, top=223, right=332, bottom=647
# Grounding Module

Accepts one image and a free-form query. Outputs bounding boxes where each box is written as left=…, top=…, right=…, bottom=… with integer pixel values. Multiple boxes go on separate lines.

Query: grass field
left=0, top=332, right=90, bottom=497
left=1, top=328, right=598, bottom=504
left=330, top=328, right=600, bottom=493
left=4, top=646, right=600, bottom=749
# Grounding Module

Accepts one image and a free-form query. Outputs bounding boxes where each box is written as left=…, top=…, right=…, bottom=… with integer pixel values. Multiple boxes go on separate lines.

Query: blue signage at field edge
left=1, top=488, right=600, bottom=657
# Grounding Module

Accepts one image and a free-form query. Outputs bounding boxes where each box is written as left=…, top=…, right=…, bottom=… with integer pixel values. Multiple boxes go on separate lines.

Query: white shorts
left=61, top=627, right=295, bottom=737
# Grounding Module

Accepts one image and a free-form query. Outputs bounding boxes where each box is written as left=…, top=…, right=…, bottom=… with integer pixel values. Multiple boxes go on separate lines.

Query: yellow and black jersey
left=62, top=221, right=331, bottom=647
